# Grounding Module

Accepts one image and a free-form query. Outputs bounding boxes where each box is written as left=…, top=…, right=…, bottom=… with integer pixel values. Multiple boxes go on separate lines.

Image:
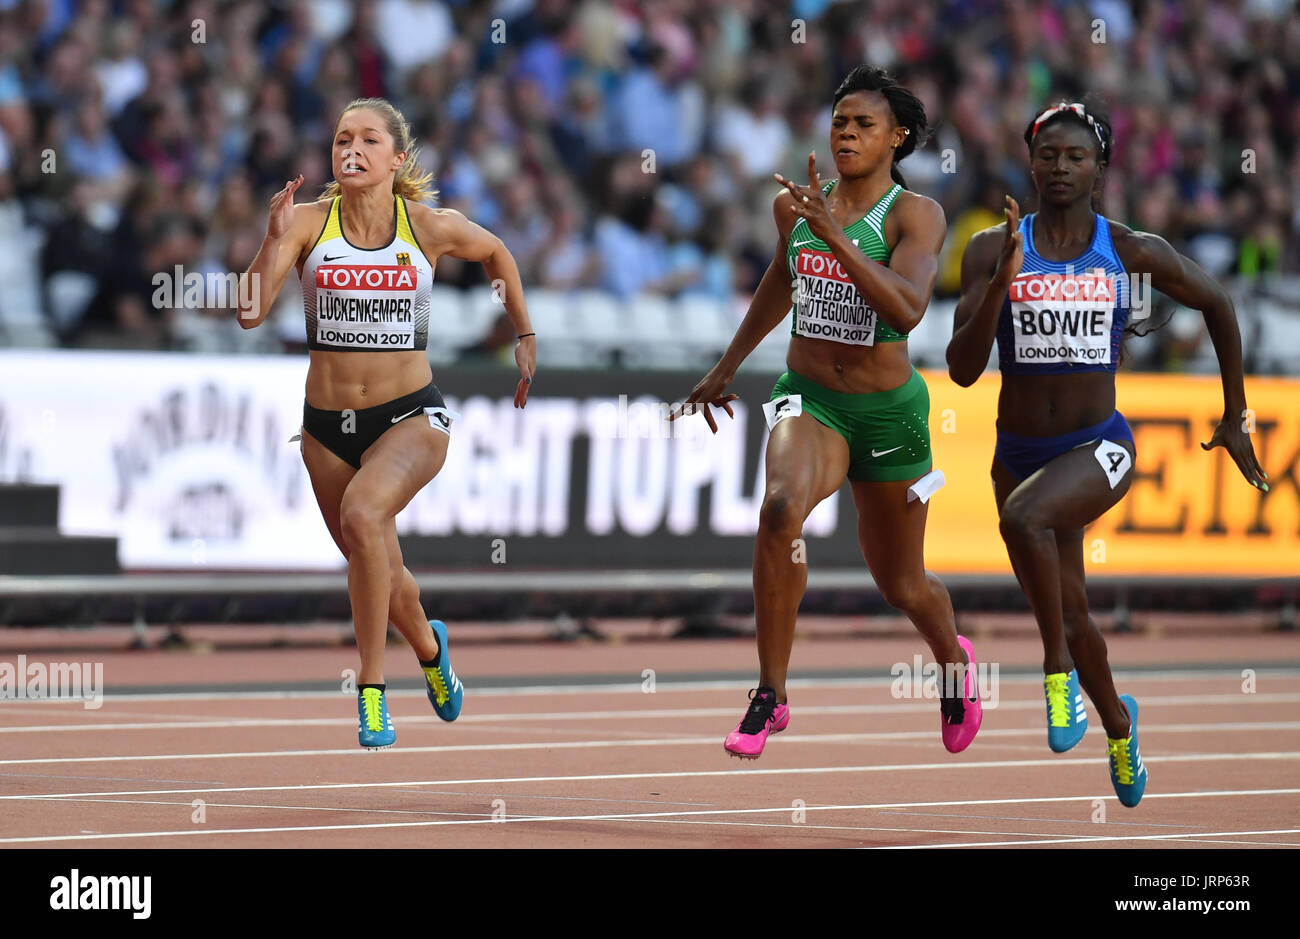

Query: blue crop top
left=996, top=213, right=1131, bottom=375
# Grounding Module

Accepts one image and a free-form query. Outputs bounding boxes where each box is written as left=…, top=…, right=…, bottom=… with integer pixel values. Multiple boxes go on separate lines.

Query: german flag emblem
left=396, top=252, right=412, bottom=265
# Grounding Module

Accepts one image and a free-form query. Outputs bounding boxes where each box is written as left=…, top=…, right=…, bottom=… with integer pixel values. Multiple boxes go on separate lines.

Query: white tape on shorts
left=425, top=406, right=460, bottom=436
left=762, top=394, right=803, bottom=431
left=907, top=469, right=946, bottom=504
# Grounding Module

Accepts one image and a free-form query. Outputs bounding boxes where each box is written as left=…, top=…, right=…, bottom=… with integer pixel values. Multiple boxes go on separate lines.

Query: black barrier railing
left=0, top=571, right=1295, bottom=641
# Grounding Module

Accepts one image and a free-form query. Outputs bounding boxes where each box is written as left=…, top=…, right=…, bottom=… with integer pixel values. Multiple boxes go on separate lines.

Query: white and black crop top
left=300, top=195, right=433, bottom=352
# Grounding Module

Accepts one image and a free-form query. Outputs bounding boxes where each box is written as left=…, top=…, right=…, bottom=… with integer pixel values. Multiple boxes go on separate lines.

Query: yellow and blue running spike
left=357, top=687, right=395, bottom=749
left=421, top=620, right=463, bottom=722
left=1107, top=694, right=1147, bottom=807
left=1044, top=669, right=1088, bottom=752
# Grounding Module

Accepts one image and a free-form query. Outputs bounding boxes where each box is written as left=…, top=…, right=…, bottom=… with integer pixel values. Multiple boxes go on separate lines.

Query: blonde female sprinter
left=238, top=97, right=536, bottom=748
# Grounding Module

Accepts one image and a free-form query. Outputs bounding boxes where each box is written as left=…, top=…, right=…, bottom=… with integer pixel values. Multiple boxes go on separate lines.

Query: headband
left=1031, top=101, right=1107, bottom=155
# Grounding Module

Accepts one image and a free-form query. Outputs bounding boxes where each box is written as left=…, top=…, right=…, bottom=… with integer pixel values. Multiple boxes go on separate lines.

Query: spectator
left=715, top=78, right=792, bottom=181
left=607, top=43, right=704, bottom=170
left=0, top=0, right=1293, bottom=375
left=61, top=99, right=132, bottom=202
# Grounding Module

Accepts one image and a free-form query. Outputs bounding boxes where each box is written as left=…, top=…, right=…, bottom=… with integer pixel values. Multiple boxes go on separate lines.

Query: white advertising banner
left=0, top=351, right=839, bottom=570
left=0, top=351, right=340, bottom=569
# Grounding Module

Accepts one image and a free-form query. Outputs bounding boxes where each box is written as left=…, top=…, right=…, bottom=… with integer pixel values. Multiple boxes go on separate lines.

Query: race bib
left=792, top=248, right=878, bottom=346
left=424, top=406, right=460, bottom=435
left=315, top=264, right=418, bottom=350
left=1009, top=272, right=1114, bottom=366
left=762, top=394, right=803, bottom=430
left=1093, top=439, right=1132, bottom=489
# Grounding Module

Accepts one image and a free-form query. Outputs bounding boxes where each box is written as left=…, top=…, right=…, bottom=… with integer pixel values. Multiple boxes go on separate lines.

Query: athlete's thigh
left=764, top=413, right=851, bottom=515
left=990, top=457, right=1031, bottom=586
left=850, top=476, right=929, bottom=584
left=301, top=430, right=356, bottom=558
left=992, top=456, right=1093, bottom=609
left=991, top=456, right=1021, bottom=515
left=346, top=417, right=451, bottom=519
left=1000, top=437, right=1135, bottom=532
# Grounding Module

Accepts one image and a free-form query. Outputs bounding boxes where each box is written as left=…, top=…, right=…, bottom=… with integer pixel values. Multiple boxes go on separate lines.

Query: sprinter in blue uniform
left=947, top=102, right=1268, bottom=806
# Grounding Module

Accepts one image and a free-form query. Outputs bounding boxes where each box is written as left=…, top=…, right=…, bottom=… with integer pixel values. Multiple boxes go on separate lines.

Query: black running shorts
left=300, top=382, right=452, bottom=469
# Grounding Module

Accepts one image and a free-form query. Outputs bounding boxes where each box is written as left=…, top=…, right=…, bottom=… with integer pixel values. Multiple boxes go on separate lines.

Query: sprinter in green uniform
left=674, top=65, right=983, bottom=759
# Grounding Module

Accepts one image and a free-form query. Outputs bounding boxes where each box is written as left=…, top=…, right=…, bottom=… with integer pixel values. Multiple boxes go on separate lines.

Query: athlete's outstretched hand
left=513, top=335, right=535, bottom=409
left=669, top=366, right=738, bottom=434
left=1201, top=416, right=1270, bottom=492
left=267, top=175, right=304, bottom=240
left=992, top=196, right=1024, bottom=287
left=774, top=153, right=837, bottom=243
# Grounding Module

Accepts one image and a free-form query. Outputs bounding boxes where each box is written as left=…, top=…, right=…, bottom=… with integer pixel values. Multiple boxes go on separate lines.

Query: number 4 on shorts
left=1093, top=439, right=1132, bottom=489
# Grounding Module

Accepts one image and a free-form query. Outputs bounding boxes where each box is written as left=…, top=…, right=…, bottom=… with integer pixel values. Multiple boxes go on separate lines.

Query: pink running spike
left=941, top=636, right=984, bottom=753
left=724, top=695, right=790, bottom=760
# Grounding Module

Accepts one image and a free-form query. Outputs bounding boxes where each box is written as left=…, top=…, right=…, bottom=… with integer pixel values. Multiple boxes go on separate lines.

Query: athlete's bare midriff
left=304, top=349, right=434, bottom=411
left=997, top=370, right=1117, bottom=436
left=787, top=334, right=915, bottom=394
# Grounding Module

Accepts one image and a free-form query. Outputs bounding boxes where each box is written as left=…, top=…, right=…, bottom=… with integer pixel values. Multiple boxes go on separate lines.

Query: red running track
left=0, top=629, right=1297, bottom=848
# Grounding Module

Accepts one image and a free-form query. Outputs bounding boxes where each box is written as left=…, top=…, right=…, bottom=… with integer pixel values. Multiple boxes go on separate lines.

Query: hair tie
left=1031, top=101, right=1107, bottom=156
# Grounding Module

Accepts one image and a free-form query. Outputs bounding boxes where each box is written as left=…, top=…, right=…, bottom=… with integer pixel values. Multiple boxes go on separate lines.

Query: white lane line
left=4, top=762, right=1298, bottom=805
left=2, top=789, right=1297, bottom=845
left=0, top=819, right=1106, bottom=843
left=6, top=692, right=1300, bottom=734
left=27, top=803, right=1058, bottom=838
left=31, top=791, right=1261, bottom=841
left=1166, top=838, right=1300, bottom=847
left=444, top=816, right=1300, bottom=843
left=881, top=828, right=1300, bottom=849
left=386, top=789, right=715, bottom=807
left=26, top=668, right=1295, bottom=703
left=2, top=723, right=1298, bottom=767
left=33, top=798, right=489, bottom=818
left=878, top=810, right=1202, bottom=829
left=38, top=797, right=1269, bottom=841
left=49, top=789, right=716, bottom=812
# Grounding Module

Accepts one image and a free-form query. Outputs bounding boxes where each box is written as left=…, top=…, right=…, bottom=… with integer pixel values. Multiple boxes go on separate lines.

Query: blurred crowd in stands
left=0, top=0, right=1297, bottom=371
